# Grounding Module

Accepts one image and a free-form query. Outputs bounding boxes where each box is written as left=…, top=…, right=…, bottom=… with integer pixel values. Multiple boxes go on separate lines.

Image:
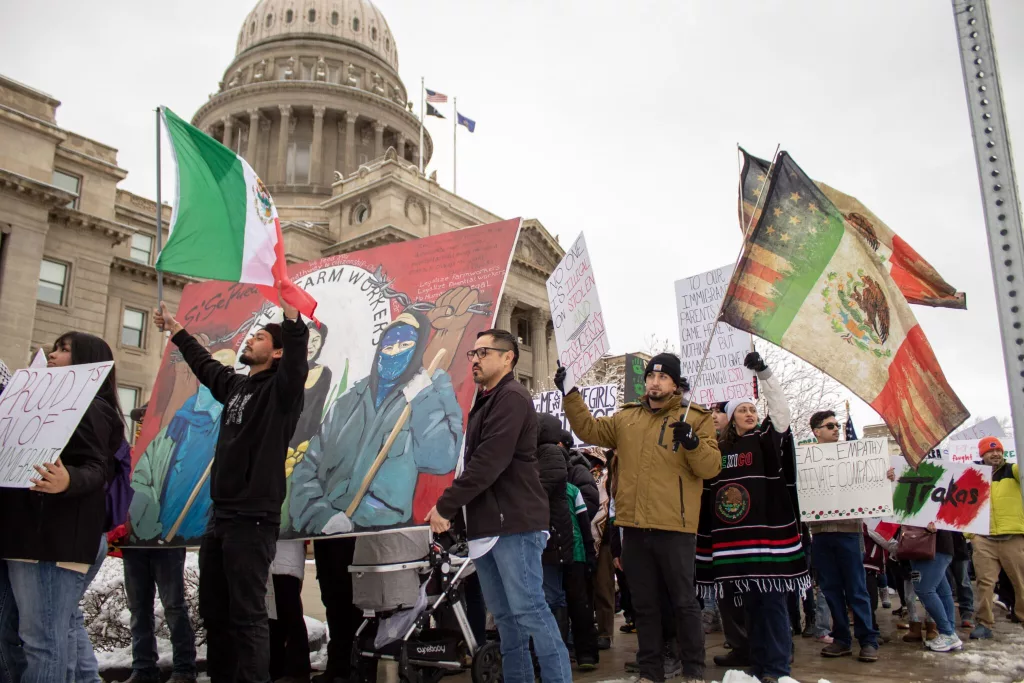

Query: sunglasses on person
left=466, top=346, right=513, bottom=361
left=818, top=422, right=840, bottom=430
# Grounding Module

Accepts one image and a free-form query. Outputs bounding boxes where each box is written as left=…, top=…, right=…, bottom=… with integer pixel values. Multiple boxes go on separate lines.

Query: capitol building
left=0, top=0, right=565, bottom=425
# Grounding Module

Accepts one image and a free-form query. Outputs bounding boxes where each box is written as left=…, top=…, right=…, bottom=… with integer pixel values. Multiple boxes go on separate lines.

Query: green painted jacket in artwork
left=563, top=391, right=720, bottom=534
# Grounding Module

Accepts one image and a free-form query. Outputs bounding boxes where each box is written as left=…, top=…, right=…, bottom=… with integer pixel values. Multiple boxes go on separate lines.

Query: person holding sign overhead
left=557, top=353, right=720, bottom=683
left=154, top=291, right=308, bottom=683
left=0, top=332, right=124, bottom=683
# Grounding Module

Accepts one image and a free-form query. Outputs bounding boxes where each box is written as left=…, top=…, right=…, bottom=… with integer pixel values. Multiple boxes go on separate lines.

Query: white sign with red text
left=675, top=264, right=755, bottom=405
left=547, top=233, right=610, bottom=390
left=0, top=361, right=114, bottom=488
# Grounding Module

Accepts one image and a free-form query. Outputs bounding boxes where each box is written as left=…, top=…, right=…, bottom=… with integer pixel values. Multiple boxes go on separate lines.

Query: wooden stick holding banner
left=346, top=349, right=447, bottom=517
left=683, top=145, right=779, bottom=421
left=163, top=459, right=213, bottom=543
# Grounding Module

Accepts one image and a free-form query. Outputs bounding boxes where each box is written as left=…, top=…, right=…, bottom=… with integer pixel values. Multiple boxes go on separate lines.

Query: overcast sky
left=3, top=1, right=1023, bottom=433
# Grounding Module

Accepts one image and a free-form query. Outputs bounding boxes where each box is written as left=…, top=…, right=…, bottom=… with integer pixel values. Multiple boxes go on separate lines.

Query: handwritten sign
left=547, top=234, right=609, bottom=390
left=889, top=456, right=992, bottom=535
left=796, top=438, right=893, bottom=521
left=675, top=264, right=755, bottom=404
left=534, top=384, right=618, bottom=448
left=951, top=417, right=1006, bottom=441
left=623, top=353, right=647, bottom=404
left=0, top=362, right=114, bottom=488
left=924, top=439, right=1016, bottom=464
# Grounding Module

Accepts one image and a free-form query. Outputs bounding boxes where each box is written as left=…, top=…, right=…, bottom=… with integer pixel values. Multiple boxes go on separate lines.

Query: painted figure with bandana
left=289, top=287, right=480, bottom=534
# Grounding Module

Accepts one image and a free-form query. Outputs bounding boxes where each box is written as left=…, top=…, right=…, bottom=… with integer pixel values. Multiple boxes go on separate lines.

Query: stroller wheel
left=471, top=640, right=502, bottom=683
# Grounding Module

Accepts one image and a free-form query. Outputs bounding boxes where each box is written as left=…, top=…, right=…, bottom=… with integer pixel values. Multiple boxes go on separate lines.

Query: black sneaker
left=858, top=644, right=879, bottom=662
left=597, top=636, right=612, bottom=650
left=620, top=620, right=637, bottom=634
left=801, top=624, right=816, bottom=638
left=713, top=650, right=751, bottom=668
left=821, top=642, right=853, bottom=658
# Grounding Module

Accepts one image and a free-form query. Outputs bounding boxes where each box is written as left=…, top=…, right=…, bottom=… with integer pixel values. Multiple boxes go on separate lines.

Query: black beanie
left=645, top=353, right=683, bottom=389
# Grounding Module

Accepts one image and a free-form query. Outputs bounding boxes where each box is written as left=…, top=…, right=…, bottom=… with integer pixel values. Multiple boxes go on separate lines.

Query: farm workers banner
left=888, top=456, right=992, bottom=535
left=127, top=219, right=521, bottom=546
left=795, top=438, right=893, bottom=522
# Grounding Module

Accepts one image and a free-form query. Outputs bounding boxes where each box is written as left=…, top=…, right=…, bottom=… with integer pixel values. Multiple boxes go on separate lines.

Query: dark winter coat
left=565, top=449, right=599, bottom=520
left=538, top=414, right=574, bottom=565
left=435, top=373, right=549, bottom=540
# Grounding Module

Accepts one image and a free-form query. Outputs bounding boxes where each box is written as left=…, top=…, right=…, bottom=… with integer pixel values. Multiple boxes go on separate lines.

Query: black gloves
left=669, top=420, right=700, bottom=450
left=554, top=363, right=567, bottom=395
left=744, top=351, right=767, bottom=372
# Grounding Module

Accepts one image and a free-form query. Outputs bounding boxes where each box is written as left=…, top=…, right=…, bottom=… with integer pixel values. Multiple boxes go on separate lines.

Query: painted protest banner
left=795, top=438, right=893, bottom=522
left=127, top=219, right=521, bottom=546
left=889, top=456, right=992, bottom=535
left=547, top=234, right=609, bottom=390
left=675, top=264, right=755, bottom=405
left=623, top=353, right=647, bottom=404
left=533, top=384, right=618, bottom=447
left=0, top=361, right=114, bottom=488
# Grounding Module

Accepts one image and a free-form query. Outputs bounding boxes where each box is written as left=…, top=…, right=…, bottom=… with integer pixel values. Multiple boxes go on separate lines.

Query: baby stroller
left=348, top=528, right=501, bottom=683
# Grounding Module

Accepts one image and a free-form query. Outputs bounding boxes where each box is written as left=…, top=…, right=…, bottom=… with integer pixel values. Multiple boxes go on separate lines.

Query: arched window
left=352, top=16, right=360, bottom=31
left=265, top=13, right=274, bottom=27
left=249, top=20, right=256, bottom=34
left=371, top=26, right=377, bottom=40
left=285, top=9, right=294, bottom=23
left=385, top=37, right=390, bottom=51
left=330, top=11, right=339, bottom=26
left=308, top=8, right=316, bottom=23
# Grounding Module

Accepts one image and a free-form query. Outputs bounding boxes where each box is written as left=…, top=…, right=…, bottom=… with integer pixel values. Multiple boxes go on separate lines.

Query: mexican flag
left=156, top=107, right=317, bottom=318
left=723, top=152, right=968, bottom=465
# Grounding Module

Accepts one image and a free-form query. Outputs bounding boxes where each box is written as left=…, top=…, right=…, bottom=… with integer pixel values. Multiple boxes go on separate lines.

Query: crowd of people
left=0, top=300, right=1022, bottom=683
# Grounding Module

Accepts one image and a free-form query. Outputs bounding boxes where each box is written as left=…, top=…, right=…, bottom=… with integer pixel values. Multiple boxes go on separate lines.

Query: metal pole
left=155, top=107, right=164, bottom=304
left=951, top=1, right=1024, bottom=497
left=419, top=77, right=425, bottom=175
left=453, top=96, right=457, bottom=194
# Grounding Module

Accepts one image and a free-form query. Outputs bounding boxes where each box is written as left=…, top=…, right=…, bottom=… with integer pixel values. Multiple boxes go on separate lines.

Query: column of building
left=530, top=309, right=550, bottom=391
left=497, top=296, right=518, bottom=333
left=247, top=109, right=260, bottom=167
left=311, top=105, right=326, bottom=185
left=277, top=105, right=292, bottom=184
left=344, top=111, right=357, bottom=177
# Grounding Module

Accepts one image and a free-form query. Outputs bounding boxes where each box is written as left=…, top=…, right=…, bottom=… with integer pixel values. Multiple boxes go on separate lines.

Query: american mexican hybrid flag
left=723, top=152, right=968, bottom=465
left=155, top=107, right=317, bottom=318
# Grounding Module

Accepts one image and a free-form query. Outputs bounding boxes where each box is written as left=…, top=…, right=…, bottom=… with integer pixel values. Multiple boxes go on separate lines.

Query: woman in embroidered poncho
left=696, top=351, right=809, bottom=683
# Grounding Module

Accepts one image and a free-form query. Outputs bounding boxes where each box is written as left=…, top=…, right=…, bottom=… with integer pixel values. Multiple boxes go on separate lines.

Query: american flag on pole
left=426, top=88, right=448, bottom=103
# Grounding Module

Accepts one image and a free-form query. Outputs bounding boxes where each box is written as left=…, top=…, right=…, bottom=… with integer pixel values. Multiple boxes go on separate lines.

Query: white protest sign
left=533, top=384, right=618, bottom=448
left=0, top=361, right=113, bottom=488
left=29, top=349, right=46, bottom=368
left=935, top=439, right=1017, bottom=464
left=795, top=438, right=893, bottom=522
left=675, top=264, right=755, bottom=404
left=951, top=417, right=1005, bottom=441
left=547, top=234, right=609, bottom=390
left=888, top=456, right=992, bottom=535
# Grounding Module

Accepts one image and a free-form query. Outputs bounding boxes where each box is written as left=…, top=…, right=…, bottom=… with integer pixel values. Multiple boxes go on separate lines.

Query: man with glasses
left=807, top=410, right=880, bottom=663
left=426, top=329, right=572, bottom=683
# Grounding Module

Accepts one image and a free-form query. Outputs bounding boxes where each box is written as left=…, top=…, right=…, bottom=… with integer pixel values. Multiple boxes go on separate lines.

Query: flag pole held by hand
left=345, top=349, right=447, bottom=518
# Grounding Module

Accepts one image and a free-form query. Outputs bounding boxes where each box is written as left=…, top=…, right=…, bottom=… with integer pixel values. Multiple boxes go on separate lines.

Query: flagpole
left=453, top=96, right=457, bottom=194
left=419, top=77, right=425, bottom=175
left=155, top=107, right=164, bottom=305
left=682, top=144, right=780, bottom=422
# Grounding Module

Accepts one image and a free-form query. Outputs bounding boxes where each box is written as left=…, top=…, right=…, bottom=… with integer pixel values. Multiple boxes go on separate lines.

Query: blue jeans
left=811, top=532, right=879, bottom=648
left=4, top=556, right=91, bottom=683
left=0, top=560, right=23, bottom=682
left=912, top=553, right=956, bottom=636
left=473, top=532, right=572, bottom=683
left=123, top=547, right=197, bottom=677
left=69, top=536, right=108, bottom=683
left=744, top=591, right=791, bottom=679
left=542, top=564, right=566, bottom=608
left=950, top=557, right=974, bottom=618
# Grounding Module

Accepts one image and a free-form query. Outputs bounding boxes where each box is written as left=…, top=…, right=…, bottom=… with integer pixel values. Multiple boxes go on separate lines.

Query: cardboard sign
left=29, top=349, right=46, bottom=368
left=0, top=361, right=114, bottom=488
left=127, top=219, right=521, bottom=546
left=533, top=384, right=618, bottom=448
left=889, top=456, right=992, bottom=535
left=675, top=264, right=755, bottom=404
left=950, top=417, right=1005, bottom=441
left=547, top=234, right=609, bottom=390
left=796, top=438, right=894, bottom=522
left=623, top=353, right=647, bottom=404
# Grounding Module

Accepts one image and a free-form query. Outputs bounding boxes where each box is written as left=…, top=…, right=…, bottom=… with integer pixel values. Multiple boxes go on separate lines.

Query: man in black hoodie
left=155, top=296, right=308, bottom=683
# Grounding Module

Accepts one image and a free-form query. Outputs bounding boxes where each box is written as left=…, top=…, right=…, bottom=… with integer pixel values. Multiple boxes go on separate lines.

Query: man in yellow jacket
left=970, top=436, right=1024, bottom=640
left=556, top=353, right=720, bottom=683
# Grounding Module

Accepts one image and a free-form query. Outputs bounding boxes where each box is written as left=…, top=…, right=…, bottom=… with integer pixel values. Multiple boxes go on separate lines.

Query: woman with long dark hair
left=0, top=332, right=123, bottom=682
left=696, top=351, right=808, bottom=683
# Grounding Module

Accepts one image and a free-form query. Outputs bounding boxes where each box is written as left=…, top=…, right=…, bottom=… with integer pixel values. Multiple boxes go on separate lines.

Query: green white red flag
left=155, top=107, right=317, bottom=319
left=723, top=152, right=968, bottom=465
left=738, top=149, right=966, bottom=310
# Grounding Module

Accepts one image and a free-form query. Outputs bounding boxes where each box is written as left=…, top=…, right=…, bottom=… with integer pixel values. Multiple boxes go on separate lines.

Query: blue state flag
left=457, top=112, right=476, bottom=133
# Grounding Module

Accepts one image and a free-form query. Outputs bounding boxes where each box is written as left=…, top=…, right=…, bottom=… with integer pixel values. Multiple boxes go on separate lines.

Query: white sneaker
left=928, top=633, right=964, bottom=652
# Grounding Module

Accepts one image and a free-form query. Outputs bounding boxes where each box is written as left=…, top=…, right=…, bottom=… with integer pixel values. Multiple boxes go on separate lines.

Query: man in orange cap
left=970, top=437, right=1024, bottom=639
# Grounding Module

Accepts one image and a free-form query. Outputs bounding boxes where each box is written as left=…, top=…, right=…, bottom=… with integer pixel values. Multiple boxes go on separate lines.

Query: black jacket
left=435, top=373, right=548, bottom=540
left=173, top=317, right=308, bottom=521
left=565, top=449, right=599, bottom=520
left=538, top=414, right=574, bottom=565
left=0, top=396, right=120, bottom=564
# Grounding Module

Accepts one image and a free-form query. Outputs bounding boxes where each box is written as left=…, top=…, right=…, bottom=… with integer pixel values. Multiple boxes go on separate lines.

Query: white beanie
left=725, top=397, right=756, bottom=423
